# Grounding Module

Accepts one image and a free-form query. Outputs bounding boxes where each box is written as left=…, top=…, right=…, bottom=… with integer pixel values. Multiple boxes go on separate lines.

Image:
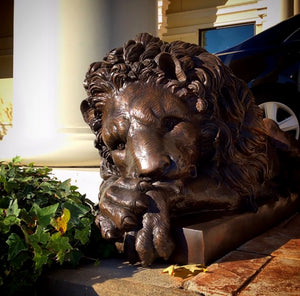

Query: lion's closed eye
left=110, top=141, right=126, bottom=151
left=103, top=131, right=126, bottom=151
left=162, top=116, right=183, bottom=133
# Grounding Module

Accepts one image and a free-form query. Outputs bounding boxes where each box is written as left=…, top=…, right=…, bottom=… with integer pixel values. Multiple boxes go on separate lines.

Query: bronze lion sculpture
left=81, top=33, right=299, bottom=266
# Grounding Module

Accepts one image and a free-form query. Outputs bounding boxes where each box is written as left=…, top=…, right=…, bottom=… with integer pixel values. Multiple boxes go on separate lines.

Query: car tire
left=257, top=100, right=299, bottom=140
left=253, top=87, right=300, bottom=140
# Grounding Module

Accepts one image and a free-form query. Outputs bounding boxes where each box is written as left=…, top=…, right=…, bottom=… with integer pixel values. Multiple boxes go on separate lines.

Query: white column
left=263, top=0, right=294, bottom=31
left=295, top=0, right=300, bottom=14
left=0, top=0, right=110, bottom=166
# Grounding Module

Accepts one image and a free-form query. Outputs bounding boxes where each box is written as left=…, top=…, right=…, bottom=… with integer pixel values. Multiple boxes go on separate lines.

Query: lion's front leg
left=96, top=177, right=149, bottom=240
left=135, top=190, right=175, bottom=266
left=96, top=177, right=175, bottom=265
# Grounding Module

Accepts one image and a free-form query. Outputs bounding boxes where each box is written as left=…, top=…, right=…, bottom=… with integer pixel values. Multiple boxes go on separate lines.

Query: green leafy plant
left=0, top=156, right=115, bottom=295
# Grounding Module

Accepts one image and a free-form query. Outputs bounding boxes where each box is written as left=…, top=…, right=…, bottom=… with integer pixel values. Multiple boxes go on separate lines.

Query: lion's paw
left=135, top=212, right=175, bottom=266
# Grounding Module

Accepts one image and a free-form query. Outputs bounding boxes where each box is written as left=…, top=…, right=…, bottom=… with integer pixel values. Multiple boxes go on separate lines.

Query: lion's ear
left=156, top=52, right=186, bottom=82
left=80, top=99, right=95, bottom=125
left=81, top=99, right=103, bottom=133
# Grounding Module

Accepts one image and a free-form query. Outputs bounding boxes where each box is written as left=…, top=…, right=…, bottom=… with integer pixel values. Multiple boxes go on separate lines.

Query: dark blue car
left=216, top=14, right=300, bottom=139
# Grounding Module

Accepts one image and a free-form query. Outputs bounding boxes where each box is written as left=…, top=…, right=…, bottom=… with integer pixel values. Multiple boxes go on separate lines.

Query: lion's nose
left=137, top=155, right=172, bottom=179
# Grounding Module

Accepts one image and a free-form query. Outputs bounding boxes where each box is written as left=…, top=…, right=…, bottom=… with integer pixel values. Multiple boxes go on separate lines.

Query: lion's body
left=81, top=33, right=299, bottom=265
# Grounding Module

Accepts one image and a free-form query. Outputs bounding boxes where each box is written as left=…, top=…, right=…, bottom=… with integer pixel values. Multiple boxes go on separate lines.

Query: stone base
left=171, top=193, right=299, bottom=265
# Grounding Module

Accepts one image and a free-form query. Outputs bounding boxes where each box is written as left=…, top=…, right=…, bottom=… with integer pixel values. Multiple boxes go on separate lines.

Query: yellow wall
left=0, top=78, right=13, bottom=139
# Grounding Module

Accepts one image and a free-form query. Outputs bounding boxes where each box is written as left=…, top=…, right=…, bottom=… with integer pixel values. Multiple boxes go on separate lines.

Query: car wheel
left=258, top=101, right=299, bottom=140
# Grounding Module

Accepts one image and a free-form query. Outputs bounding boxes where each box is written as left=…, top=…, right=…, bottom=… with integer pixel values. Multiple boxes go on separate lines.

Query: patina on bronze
left=81, top=33, right=300, bottom=266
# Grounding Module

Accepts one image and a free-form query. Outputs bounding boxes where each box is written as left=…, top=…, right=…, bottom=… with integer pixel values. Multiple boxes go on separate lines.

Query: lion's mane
left=81, top=33, right=268, bottom=209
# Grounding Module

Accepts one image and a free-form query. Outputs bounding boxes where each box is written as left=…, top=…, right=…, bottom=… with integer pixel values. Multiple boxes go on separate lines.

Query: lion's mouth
left=152, top=181, right=181, bottom=193
left=137, top=165, right=197, bottom=194
left=138, top=179, right=182, bottom=194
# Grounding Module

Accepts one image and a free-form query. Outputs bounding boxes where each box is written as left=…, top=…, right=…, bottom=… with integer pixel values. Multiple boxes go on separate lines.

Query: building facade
left=161, top=0, right=299, bottom=51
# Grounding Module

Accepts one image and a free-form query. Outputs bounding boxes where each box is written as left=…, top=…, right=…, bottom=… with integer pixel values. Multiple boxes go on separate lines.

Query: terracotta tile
left=271, top=238, right=300, bottom=260
left=239, top=257, right=300, bottom=296
left=184, top=251, right=270, bottom=295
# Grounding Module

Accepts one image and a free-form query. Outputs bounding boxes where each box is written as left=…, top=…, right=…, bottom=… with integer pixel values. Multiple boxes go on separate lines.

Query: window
left=199, top=23, right=255, bottom=53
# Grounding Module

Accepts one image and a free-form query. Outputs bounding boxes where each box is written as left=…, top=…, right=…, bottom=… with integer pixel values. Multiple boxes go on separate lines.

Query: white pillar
left=294, top=0, right=300, bottom=14
left=0, top=0, right=110, bottom=166
left=280, top=0, right=294, bottom=19
left=263, top=0, right=295, bottom=31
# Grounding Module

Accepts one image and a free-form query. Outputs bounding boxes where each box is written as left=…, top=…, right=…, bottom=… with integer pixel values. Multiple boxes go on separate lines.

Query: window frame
left=199, top=22, right=255, bottom=53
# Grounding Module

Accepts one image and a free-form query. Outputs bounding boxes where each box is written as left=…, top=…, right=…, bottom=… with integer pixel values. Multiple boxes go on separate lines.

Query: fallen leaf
left=162, top=264, right=207, bottom=279
left=163, top=264, right=175, bottom=276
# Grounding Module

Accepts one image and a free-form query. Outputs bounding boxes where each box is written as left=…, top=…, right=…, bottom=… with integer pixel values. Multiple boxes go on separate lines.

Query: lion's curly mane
left=81, top=33, right=269, bottom=209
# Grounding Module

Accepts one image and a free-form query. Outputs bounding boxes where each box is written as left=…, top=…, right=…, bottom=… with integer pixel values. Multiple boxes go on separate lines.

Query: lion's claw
left=135, top=211, right=175, bottom=266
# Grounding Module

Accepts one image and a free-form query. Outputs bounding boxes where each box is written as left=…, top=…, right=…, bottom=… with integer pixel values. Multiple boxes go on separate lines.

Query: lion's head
left=81, top=33, right=268, bottom=210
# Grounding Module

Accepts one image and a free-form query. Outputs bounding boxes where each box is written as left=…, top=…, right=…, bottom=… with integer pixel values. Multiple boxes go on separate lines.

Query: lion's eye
left=109, top=140, right=126, bottom=151
left=162, top=116, right=183, bottom=132
left=115, top=142, right=125, bottom=150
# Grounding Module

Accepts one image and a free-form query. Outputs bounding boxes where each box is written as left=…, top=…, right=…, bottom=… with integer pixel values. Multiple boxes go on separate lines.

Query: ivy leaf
left=50, top=208, right=70, bottom=235
left=8, top=250, right=31, bottom=269
left=12, top=156, right=22, bottom=164
left=1, top=215, right=20, bottom=233
left=31, top=203, right=59, bottom=227
left=29, top=225, right=50, bottom=246
left=7, top=199, right=21, bottom=217
left=47, top=232, right=72, bottom=264
left=28, top=227, right=51, bottom=273
left=63, top=201, right=89, bottom=228
left=32, top=244, right=51, bottom=274
left=58, top=179, right=71, bottom=192
left=19, top=208, right=36, bottom=228
left=39, top=182, right=54, bottom=195
left=74, top=218, right=91, bottom=244
left=162, top=264, right=207, bottom=279
left=21, top=176, right=33, bottom=183
left=4, top=179, right=19, bottom=193
left=6, top=233, right=28, bottom=261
